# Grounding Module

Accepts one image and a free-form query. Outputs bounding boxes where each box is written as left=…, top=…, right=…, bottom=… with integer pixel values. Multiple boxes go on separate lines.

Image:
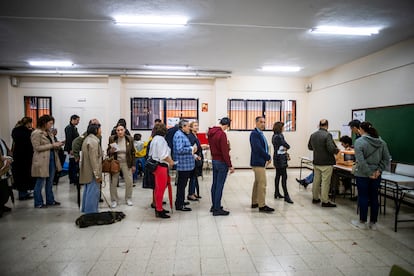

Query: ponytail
left=360, top=121, right=379, bottom=138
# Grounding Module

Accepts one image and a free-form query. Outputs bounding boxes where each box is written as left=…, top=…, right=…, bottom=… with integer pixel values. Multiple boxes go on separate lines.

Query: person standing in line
left=308, top=119, right=339, bottom=207
left=51, top=127, right=66, bottom=186
left=250, top=116, right=274, bottom=213
left=272, top=121, right=293, bottom=204
left=148, top=123, right=174, bottom=218
left=80, top=123, right=103, bottom=214
left=351, top=122, right=390, bottom=230
left=31, top=115, right=64, bottom=208
left=207, top=117, right=234, bottom=216
left=107, top=124, right=136, bottom=207
left=173, top=119, right=196, bottom=212
left=11, top=117, right=35, bottom=200
left=348, top=119, right=361, bottom=139
left=64, top=114, right=80, bottom=185
left=187, top=121, right=203, bottom=201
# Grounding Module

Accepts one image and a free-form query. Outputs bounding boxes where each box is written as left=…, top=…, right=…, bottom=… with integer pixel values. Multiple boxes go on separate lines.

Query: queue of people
left=1, top=113, right=390, bottom=232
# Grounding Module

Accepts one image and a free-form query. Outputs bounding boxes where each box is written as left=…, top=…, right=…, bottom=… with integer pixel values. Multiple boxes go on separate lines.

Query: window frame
left=24, top=96, right=52, bottom=127
left=227, top=99, right=296, bottom=131
left=130, top=97, right=199, bottom=130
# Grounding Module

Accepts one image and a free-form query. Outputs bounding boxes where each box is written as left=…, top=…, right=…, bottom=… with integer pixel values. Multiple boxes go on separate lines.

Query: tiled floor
left=1, top=169, right=413, bottom=276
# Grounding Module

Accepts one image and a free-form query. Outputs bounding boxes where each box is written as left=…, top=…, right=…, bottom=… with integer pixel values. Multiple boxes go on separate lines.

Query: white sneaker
left=111, top=201, right=117, bottom=208
left=351, top=220, right=368, bottom=230
left=369, top=222, right=377, bottom=231
left=126, top=199, right=133, bottom=206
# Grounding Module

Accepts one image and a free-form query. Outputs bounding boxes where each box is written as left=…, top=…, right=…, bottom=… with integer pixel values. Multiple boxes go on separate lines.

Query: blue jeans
left=34, top=151, right=56, bottom=207
left=356, top=176, right=381, bottom=223
left=304, top=172, right=314, bottom=184
left=211, top=160, right=228, bottom=210
left=133, top=157, right=146, bottom=180
left=81, top=179, right=100, bottom=214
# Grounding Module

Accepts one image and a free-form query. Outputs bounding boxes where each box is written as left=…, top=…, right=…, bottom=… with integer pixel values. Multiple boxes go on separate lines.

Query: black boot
left=274, top=177, right=284, bottom=199
left=155, top=210, right=170, bottom=219
left=281, top=178, right=291, bottom=202
left=274, top=193, right=284, bottom=199
left=284, top=195, right=294, bottom=204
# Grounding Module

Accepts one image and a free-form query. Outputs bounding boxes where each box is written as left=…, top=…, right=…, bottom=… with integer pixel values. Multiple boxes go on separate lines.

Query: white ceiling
left=1, top=0, right=414, bottom=77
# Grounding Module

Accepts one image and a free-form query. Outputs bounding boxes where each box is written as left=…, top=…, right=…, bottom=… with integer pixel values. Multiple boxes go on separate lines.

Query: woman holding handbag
left=351, top=122, right=390, bottom=230
left=272, top=121, right=293, bottom=204
left=148, top=123, right=174, bottom=218
left=107, top=124, right=136, bottom=208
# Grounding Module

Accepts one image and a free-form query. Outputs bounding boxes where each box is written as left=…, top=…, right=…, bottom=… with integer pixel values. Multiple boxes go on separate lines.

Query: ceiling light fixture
left=144, top=65, right=191, bottom=70
left=310, top=26, right=380, bottom=36
left=28, top=60, right=74, bottom=67
left=114, top=15, right=188, bottom=26
left=260, top=66, right=302, bottom=72
left=0, top=68, right=231, bottom=78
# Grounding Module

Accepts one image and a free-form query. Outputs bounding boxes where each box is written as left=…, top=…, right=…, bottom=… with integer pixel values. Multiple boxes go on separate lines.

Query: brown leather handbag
left=102, top=158, right=120, bottom=174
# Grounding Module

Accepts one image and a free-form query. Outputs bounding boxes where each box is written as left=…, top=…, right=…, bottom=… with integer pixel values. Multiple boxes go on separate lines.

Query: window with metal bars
left=131, top=98, right=198, bottom=130
left=228, top=99, right=296, bottom=131
left=24, top=96, right=52, bottom=128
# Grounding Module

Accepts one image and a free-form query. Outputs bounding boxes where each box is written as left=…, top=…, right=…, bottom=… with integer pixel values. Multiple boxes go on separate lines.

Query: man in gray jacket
left=308, top=119, right=339, bottom=207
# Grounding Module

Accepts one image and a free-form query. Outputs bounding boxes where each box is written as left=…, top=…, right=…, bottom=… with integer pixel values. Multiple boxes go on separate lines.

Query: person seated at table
left=296, top=172, right=313, bottom=189
left=333, top=136, right=354, bottom=193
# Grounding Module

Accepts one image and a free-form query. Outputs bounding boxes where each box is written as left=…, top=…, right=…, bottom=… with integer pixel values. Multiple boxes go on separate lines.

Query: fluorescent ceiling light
left=260, top=66, right=301, bottom=72
left=28, top=60, right=73, bottom=67
left=114, top=15, right=188, bottom=26
left=145, top=65, right=191, bottom=70
left=310, top=26, right=380, bottom=36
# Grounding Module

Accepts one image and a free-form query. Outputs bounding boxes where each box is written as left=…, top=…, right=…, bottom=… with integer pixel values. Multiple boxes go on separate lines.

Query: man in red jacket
left=207, top=118, right=234, bottom=216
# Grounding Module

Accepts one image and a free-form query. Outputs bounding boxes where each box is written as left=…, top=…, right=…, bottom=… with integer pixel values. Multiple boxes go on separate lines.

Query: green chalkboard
left=353, top=104, right=414, bottom=165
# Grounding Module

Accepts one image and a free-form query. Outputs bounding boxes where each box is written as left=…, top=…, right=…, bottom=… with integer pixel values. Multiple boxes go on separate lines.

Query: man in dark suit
left=250, top=116, right=274, bottom=213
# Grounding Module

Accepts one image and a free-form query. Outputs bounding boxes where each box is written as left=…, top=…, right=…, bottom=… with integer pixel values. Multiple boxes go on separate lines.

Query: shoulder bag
left=145, top=157, right=159, bottom=173
left=102, top=157, right=120, bottom=174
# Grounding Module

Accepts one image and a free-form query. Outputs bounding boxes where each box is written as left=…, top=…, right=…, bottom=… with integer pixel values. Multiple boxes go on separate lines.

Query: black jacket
left=272, top=132, right=290, bottom=169
left=64, top=123, right=79, bottom=152
left=308, top=128, right=339, bottom=166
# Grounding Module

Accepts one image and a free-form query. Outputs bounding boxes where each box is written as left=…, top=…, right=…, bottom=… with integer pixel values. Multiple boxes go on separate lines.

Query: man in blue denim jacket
left=173, top=119, right=197, bottom=211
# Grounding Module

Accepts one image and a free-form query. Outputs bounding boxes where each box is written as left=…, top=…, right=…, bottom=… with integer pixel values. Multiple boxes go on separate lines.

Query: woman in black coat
left=272, top=121, right=293, bottom=204
left=11, top=117, right=35, bottom=200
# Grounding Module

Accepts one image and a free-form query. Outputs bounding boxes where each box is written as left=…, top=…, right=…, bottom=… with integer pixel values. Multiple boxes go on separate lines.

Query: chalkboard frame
left=352, top=103, right=414, bottom=165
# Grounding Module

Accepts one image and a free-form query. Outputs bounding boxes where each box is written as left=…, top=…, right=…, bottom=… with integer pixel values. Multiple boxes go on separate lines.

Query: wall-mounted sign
left=202, top=103, right=208, bottom=112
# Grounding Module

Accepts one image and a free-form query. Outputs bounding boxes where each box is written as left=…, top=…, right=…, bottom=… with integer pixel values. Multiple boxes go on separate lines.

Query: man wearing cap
left=348, top=119, right=361, bottom=139
left=65, top=114, right=80, bottom=185
left=250, top=116, right=274, bottom=213
left=207, top=117, right=234, bottom=216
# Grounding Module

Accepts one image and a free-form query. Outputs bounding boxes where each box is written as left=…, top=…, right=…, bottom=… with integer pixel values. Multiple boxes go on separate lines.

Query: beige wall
left=1, top=38, right=413, bottom=167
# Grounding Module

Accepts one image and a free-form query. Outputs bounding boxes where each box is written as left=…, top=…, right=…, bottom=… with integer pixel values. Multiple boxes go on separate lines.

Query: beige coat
left=79, top=134, right=102, bottom=184
left=31, top=129, right=62, bottom=177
